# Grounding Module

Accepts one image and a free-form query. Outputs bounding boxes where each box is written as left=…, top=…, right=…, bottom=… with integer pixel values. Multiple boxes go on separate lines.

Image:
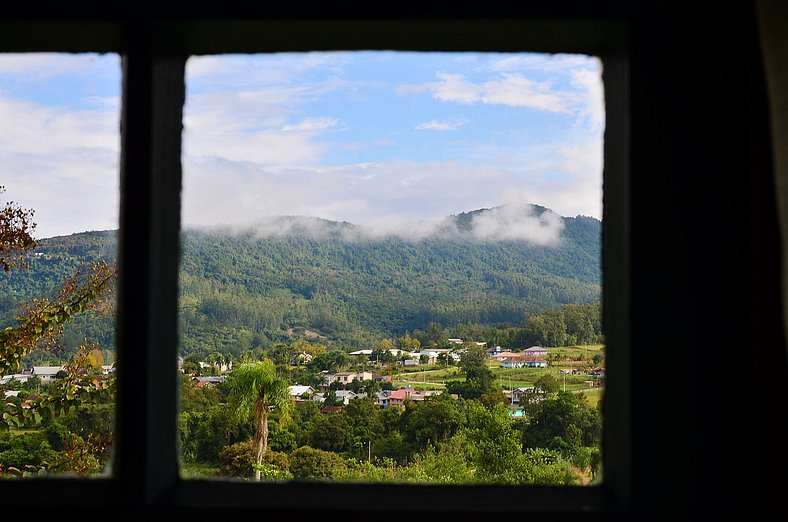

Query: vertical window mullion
left=117, top=35, right=185, bottom=505
left=601, top=51, right=631, bottom=510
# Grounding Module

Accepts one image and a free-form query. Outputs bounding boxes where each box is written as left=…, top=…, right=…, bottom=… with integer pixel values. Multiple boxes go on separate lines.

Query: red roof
left=388, top=389, right=410, bottom=399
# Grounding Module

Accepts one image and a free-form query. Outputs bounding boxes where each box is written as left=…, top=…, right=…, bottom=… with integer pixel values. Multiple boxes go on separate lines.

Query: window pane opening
left=0, top=53, right=121, bottom=478
left=178, top=51, right=604, bottom=486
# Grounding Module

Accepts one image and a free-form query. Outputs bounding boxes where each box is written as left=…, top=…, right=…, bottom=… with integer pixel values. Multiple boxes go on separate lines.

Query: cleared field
left=389, top=344, right=605, bottom=396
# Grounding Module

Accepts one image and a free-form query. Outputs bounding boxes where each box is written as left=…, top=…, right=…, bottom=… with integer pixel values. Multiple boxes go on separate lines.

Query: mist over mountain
left=1, top=205, right=600, bottom=357
left=192, top=203, right=571, bottom=246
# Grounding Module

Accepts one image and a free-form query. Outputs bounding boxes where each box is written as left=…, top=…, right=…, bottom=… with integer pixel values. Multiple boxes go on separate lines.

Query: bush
left=218, top=439, right=291, bottom=479
left=289, top=445, right=346, bottom=480
left=218, top=439, right=255, bottom=477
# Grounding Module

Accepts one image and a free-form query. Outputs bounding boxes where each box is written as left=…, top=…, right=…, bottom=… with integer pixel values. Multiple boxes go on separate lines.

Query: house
left=325, top=371, right=375, bottom=386
left=419, top=349, right=441, bottom=364
left=333, top=390, right=358, bottom=405
left=381, top=388, right=424, bottom=408
left=288, top=385, right=314, bottom=401
left=192, top=376, right=226, bottom=388
left=499, top=356, right=548, bottom=368
left=491, top=350, right=520, bottom=361
left=589, top=367, right=606, bottom=378
left=320, top=405, right=342, bottom=414
left=589, top=367, right=606, bottom=385
left=31, top=366, right=65, bottom=384
left=524, top=346, right=548, bottom=358
left=295, top=351, right=313, bottom=364
left=511, top=387, right=546, bottom=405
left=198, top=360, right=232, bottom=373
left=0, top=374, right=31, bottom=385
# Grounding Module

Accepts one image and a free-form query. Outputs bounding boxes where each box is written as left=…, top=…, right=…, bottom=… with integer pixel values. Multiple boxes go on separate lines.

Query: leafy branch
left=0, top=260, right=116, bottom=376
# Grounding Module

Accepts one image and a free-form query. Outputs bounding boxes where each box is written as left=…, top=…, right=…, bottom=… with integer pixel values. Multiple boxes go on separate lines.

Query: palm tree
left=226, top=359, right=293, bottom=481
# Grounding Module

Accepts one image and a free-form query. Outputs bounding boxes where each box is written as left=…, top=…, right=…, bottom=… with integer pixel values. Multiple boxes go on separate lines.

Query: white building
left=31, top=366, right=65, bottom=383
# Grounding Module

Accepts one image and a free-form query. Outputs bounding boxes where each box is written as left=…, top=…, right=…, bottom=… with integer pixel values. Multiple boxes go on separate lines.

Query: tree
left=396, top=332, right=420, bottom=352
left=521, top=391, right=601, bottom=452
left=309, top=349, right=350, bottom=373
left=446, top=343, right=495, bottom=399
left=226, top=359, right=294, bottom=481
left=534, top=373, right=560, bottom=395
left=289, top=445, right=346, bottom=480
left=0, top=186, right=37, bottom=273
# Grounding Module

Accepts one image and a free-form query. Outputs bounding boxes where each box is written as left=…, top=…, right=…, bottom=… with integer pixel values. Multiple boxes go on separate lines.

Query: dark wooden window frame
left=1, top=9, right=632, bottom=520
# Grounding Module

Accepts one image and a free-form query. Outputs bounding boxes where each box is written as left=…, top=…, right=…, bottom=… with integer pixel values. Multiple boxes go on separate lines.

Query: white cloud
left=414, top=119, right=467, bottom=131
left=469, top=203, right=565, bottom=245
left=0, top=94, right=119, bottom=239
left=429, top=72, right=483, bottom=104
left=570, top=68, right=605, bottom=129
left=186, top=53, right=350, bottom=88
left=481, top=74, right=569, bottom=112
left=282, top=117, right=341, bottom=132
left=487, top=54, right=596, bottom=74
left=183, top=89, right=335, bottom=167
left=418, top=72, right=572, bottom=113
left=182, top=144, right=602, bottom=241
left=0, top=53, right=105, bottom=79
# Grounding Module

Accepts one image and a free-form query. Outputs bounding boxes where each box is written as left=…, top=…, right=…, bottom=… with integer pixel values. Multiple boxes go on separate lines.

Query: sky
left=0, top=51, right=603, bottom=240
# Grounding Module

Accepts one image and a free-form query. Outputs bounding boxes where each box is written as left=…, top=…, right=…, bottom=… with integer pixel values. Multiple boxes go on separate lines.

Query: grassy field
left=180, top=462, right=221, bottom=479
left=390, top=344, right=605, bottom=399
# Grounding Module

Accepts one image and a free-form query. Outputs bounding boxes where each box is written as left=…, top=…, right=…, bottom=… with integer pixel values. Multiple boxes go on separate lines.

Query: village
left=184, top=341, right=606, bottom=414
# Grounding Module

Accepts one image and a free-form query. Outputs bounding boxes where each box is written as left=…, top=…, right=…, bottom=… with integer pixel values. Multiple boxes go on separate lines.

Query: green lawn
left=180, top=462, right=222, bottom=479
left=388, top=344, right=605, bottom=397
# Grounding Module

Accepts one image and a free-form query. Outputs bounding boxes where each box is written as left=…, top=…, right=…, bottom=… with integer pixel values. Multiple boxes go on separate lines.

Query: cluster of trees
left=0, top=353, right=115, bottom=476
left=487, top=303, right=604, bottom=348
left=179, top=363, right=602, bottom=485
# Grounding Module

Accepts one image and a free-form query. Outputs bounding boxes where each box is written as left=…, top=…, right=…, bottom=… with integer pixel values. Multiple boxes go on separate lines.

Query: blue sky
left=0, top=52, right=603, bottom=240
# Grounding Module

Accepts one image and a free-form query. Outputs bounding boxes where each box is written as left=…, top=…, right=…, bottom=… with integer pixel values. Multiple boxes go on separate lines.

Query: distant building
left=348, top=349, right=374, bottom=356
left=380, top=388, right=424, bottom=408
left=334, top=390, right=358, bottom=404
left=288, top=385, right=315, bottom=401
left=491, top=350, right=520, bottom=361
left=524, top=346, right=548, bottom=357
left=500, top=356, right=548, bottom=368
left=192, top=376, right=226, bottom=387
left=0, top=374, right=31, bottom=385
left=325, top=371, right=375, bottom=386
left=32, top=366, right=65, bottom=384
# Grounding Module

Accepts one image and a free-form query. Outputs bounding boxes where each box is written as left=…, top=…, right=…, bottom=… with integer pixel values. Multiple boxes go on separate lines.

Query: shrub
left=289, top=445, right=346, bottom=480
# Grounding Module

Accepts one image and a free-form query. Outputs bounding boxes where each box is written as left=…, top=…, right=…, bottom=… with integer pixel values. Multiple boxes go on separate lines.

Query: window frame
left=0, top=12, right=630, bottom=518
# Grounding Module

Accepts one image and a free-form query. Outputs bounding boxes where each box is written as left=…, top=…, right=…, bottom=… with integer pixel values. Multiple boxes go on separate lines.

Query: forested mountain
left=0, top=205, right=600, bottom=359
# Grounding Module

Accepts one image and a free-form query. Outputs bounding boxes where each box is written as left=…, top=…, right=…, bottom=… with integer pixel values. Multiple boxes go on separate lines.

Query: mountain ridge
left=2, top=204, right=601, bottom=357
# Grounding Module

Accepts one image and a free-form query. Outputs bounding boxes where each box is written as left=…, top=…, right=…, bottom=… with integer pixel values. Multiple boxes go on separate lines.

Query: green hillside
left=0, top=206, right=600, bottom=359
